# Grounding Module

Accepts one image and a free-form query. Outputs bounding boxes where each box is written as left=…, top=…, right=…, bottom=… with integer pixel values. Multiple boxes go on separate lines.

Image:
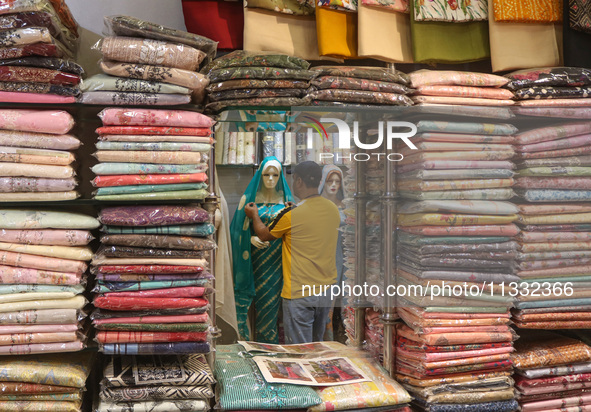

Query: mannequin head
left=261, top=165, right=280, bottom=190
left=319, top=165, right=345, bottom=206
left=322, top=171, right=342, bottom=198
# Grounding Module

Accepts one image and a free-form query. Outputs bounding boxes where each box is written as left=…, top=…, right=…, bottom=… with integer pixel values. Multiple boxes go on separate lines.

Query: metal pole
left=353, top=156, right=367, bottom=348
left=382, top=149, right=396, bottom=375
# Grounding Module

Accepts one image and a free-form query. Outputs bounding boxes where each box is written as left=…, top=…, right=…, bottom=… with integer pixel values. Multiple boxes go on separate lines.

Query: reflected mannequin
left=230, top=156, right=293, bottom=343
left=319, top=165, right=346, bottom=341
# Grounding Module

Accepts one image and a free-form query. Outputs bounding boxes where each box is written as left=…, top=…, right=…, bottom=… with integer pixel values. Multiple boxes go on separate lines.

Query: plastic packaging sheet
left=81, top=74, right=190, bottom=94
left=102, top=287, right=211, bottom=300
left=412, top=95, right=516, bottom=106
left=208, top=67, right=316, bottom=83
left=94, top=295, right=208, bottom=311
left=94, top=265, right=204, bottom=275
left=0, top=43, right=68, bottom=60
left=96, top=273, right=209, bottom=282
left=0, top=191, right=78, bottom=201
left=0, top=249, right=87, bottom=273
left=515, top=86, right=591, bottom=100
left=398, top=200, right=519, bottom=215
left=100, top=385, right=213, bottom=402
left=105, top=15, right=217, bottom=62
left=93, top=279, right=209, bottom=293
left=102, top=223, right=214, bottom=236
left=0, top=265, right=82, bottom=285
left=96, top=142, right=210, bottom=152
left=516, top=177, right=591, bottom=190
left=512, top=333, right=591, bottom=369
left=96, top=126, right=212, bottom=136
left=98, top=135, right=212, bottom=143
left=206, top=50, right=310, bottom=72
left=79, top=91, right=190, bottom=106
left=399, top=178, right=514, bottom=192
left=95, top=36, right=205, bottom=71
left=418, top=132, right=515, bottom=144
left=0, top=130, right=79, bottom=150
left=0, top=163, right=74, bottom=179
left=517, top=134, right=591, bottom=153
left=399, top=160, right=515, bottom=173
left=0, top=81, right=79, bottom=97
left=97, top=245, right=209, bottom=259
left=0, top=242, right=91, bottom=260
left=0, top=65, right=80, bottom=85
left=518, top=189, right=591, bottom=202
left=0, top=146, right=75, bottom=166
left=416, top=121, right=518, bottom=136
left=91, top=307, right=207, bottom=320
left=400, top=224, right=520, bottom=236
left=309, top=89, right=413, bottom=105
left=99, top=205, right=209, bottom=226
left=93, top=173, right=207, bottom=188
left=312, top=75, right=411, bottom=94
left=100, top=341, right=210, bottom=355
left=409, top=70, right=508, bottom=88
left=100, top=60, right=208, bottom=91
left=206, top=97, right=306, bottom=112
left=506, top=67, right=591, bottom=90
left=94, top=150, right=205, bottom=165
left=518, top=166, right=591, bottom=176
left=516, top=122, right=591, bottom=145
left=415, top=85, right=515, bottom=100
left=99, top=234, right=215, bottom=251
left=0, top=229, right=92, bottom=246
left=0, top=109, right=73, bottom=135
left=94, top=183, right=206, bottom=196
left=95, top=323, right=210, bottom=332
left=94, top=190, right=208, bottom=202
left=312, top=66, right=409, bottom=84
left=99, top=108, right=214, bottom=128
left=91, top=163, right=207, bottom=176
left=208, top=88, right=305, bottom=102
left=207, top=78, right=310, bottom=92
left=93, top=311, right=208, bottom=325
left=0, top=177, right=75, bottom=192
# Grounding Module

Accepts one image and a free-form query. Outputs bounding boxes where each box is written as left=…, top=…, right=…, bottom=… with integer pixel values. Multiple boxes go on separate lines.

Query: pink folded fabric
left=398, top=346, right=513, bottom=362
left=516, top=177, right=591, bottom=190
left=517, top=134, right=591, bottom=153
left=520, top=232, right=591, bottom=242
left=93, top=313, right=208, bottom=325
left=0, top=340, right=83, bottom=355
left=0, top=251, right=86, bottom=274
left=0, top=92, right=76, bottom=104
left=519, top=382, right=591, bottom=396
left=104, top=287, right=207, bottom=299
left=418, top=325, right=512, bottom=334
left=418, top=132, right=515, bottom=143
left=412, top=95, right=515, bottom=106
left=416, top=86, right=515, bottom=100
left=515, top=107, right=591, bottom=119
left=0, top=229, right=92, bottom=246
left=0, top=109, right=74, bottom=134
left=0, top=331, right=78, bottom=346
left=400, top=224, right=520, bottom=237
left=516, top=122, right=591, bottom=145
left=522, top=394, right=591, bottom=412
left=398, top=352, right=511, bottom=369
left=398, top=160, right=515, bottom=173
left=0, top=324, right=78, bottom=333
left=517, top=99, right=591, bottom=107
left=0, top=265, right=81, bottom=285
left=98, top=108, right=215, bottom=128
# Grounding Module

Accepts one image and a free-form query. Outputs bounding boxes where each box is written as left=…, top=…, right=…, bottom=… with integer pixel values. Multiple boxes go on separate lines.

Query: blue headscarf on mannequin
left=230, top=156, right=293, bottom=299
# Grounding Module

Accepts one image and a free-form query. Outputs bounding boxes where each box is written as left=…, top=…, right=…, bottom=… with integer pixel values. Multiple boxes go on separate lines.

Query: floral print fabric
left=207, top=50, right=310, bottom=71
left=414, top=0, right=488, bottom=22
left=312, top=65, right=410, bottom=84
left=0, top=57, right=84, bottom=75
left=208, top=88, right=305, bottom=102
left=99, top=37, right=205, bottom=71
left=99, top=206, right=209, bottom=226
left=312, top=75, right=410, bottom=93
left=308, top=89, right=413, bottom=105
left=98, top=108, right=214, bottom=128
left=514, top=86, right=591, bottom=100
left=361, top=0, right=408, bottom=12
left=410, top=70, right=508, bottom=87
left=505, top=67, right=591, bottom=90
left=207, top=79, right=310, bottom=92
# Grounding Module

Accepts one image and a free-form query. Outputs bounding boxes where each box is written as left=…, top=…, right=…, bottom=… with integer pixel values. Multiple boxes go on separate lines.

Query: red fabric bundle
left=94, top=296, right=208, bottom=311
left=182, top=0, right=243, bottom=50
left=96, top=331, right=208, bottom=344
left=95, top=126, right=212, bottom=136
left=93, top=173, right=208, bottom=187
left=104, top=287, right=207, bottom=299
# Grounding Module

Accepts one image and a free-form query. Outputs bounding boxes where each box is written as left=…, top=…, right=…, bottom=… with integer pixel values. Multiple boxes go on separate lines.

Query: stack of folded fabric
left=395, top=322, right=518, bottom=412
left=81, top=15, right=214, bottom=106
left=398, top=120, right=517, bottom=201
left=409, top=70, right=515, bottom=107
left=307, top=66, right=413, bottom=107
left=92, top=204, right=215, bottom=356
left=216, top=343, right=412, bottom=412
left=513, top=203, right=591, bottom=329
left=514, top=121, right=591, bottom=203
left=364, top=308, right=385, bottom=366
left=0, top=209, right=98, bottom=355
left=513, top=332, right=591, bottom=412
left=92, top=107, right=214, bottom=201
left=0, top=108, right=80, bottom=201
left=506, top=67, right=591, bottom=108
left=98, top=353, right=215, bottom=412
left=0, top=352, right=93, bottom=411
left=0, top=0, right=82, bottom=104
left=205, top=51, right=314, bottom=113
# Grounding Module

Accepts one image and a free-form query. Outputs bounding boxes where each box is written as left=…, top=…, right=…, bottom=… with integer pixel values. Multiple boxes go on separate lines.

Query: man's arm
left=244, top=203, right=277, bottom=241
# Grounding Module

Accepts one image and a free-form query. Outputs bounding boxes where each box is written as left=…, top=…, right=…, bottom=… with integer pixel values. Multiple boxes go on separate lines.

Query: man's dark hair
left=293, top=161, right=322, bottom=188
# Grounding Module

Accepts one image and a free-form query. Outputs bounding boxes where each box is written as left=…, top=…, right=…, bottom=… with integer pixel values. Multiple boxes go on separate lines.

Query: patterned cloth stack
left=0, top=209, right=98, bottom=355
left=0, top=0, right=82, bottom=104
left=513, top=203, right=591, bottom=329
left=91, top=108, right=214, bottom=201
left=215, top=343, right=412, bottom=412
left=81, top=15, right=215, bottom=106
left=91, top=204, right=215, bottom=356
left=395, top=202, right=519, bottom=412
left=306, top=66, right=413, bottom=108
left=0, top=352, right=93, bottom=411
left=204, top=50, right=313, bottom=113
left=0, top=109, right=81, bottom=201
left=98, top=354, right=215, bottom=412
left=513, top=333, right=591, bottom=412
left=409, top=70, right=515, bottom=107
left=506, top=67, right=591, bottom=108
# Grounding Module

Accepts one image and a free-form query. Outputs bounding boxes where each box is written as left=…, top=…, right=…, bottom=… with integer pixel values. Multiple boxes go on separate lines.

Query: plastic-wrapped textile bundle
left=0, top=209, right=98, bottom=355
left=81, top=15, right=216, bottom=106
left=306, top=66, right=413, bottom=107
left=0, top=109, right=82, bottom=201
left=91, top=108, right=214, bottom=202
left=512, top=203, right=591, bottom=329
left=512, top=332, right=591, bottom=412
left=0, top=351, right=94, bottom=412
left=204, top=51, right=315, bottom=112
left=409, top=70, right=515, bottom=107
left=92, top=204, right=215, bottom=357
left=506, top=67, right=591, bottom=107
left=0, top=1, right=83, bottom=104
left=396, top=189, right=520, bottom=409
left=97, top=353, right=215, bottom=411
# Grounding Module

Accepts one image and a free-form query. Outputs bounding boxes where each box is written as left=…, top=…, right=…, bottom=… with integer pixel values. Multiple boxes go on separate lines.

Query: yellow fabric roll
left=398, top=213, right=519, bottom=226
left=357, top=3, right=412, bottom=63
left=0, top=295, right=87, bottom=313
left=316, top=6, right=358, bottom=58
left=488, top=0, right=561, bottom=72
left=520, top=212, right=591, bottom=225
left=243, top=7, right=321, bottom=61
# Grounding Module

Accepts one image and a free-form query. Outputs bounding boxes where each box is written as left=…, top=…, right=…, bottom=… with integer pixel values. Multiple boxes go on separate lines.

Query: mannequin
left=231, top=156, right=293, bottom=343
left=319, top=165, right=346, bottom=341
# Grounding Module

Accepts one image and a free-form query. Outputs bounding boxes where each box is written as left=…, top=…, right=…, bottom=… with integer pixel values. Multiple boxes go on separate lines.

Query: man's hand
left=244, top=202, right=258, bottom=219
